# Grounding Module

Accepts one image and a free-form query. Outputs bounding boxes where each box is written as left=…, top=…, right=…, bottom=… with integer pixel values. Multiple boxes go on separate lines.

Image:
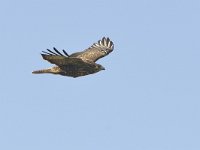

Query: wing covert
left=70, top=37, right=114, bottom=62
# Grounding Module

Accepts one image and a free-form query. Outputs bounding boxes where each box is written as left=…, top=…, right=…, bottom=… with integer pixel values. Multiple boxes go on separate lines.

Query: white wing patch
left=90, top=37, right=114, bottom=51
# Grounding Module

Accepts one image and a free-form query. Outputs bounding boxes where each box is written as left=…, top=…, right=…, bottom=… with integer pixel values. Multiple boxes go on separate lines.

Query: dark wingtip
left=41, top=47, right=69, bottom=57
left=62, top=49, right=69, bottom=56
left=53, top=47, right=58, bottom=51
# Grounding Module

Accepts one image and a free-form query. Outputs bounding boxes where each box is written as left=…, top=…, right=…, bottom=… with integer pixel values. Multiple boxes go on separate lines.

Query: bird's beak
left=101, top=66, right=105, bottom=70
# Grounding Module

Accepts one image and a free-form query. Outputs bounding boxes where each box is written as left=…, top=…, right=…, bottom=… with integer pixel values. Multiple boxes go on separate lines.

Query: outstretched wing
left=70, top=37, right=114, bottom=62
left=41, top=47, right=89, bottom=67
left=40, top=37, right=114, bottom=66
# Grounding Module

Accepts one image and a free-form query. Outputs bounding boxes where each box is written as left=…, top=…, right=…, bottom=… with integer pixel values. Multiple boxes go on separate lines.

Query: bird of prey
left=32, top=37, right=114, bottom=78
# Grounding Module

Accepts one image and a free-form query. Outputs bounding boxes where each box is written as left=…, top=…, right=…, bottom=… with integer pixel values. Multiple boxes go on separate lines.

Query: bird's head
left=100, top=65, right=105, bottom=70
left=96, top=64, right=105, bottom=71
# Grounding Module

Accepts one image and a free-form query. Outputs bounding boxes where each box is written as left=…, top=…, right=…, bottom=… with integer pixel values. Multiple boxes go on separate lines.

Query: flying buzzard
left=32, top=37, right=114, bottom=77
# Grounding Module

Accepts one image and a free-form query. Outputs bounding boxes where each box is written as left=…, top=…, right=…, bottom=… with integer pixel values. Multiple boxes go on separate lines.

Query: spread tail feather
left=32, top=68, right=52, bottom=74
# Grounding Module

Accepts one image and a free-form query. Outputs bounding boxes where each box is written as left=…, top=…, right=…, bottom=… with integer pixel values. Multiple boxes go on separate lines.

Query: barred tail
left=32, top=68, right=52, bottom=74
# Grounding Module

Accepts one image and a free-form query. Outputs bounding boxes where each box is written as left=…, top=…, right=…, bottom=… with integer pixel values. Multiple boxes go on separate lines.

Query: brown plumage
left=32, top=37, right=114, bottom=78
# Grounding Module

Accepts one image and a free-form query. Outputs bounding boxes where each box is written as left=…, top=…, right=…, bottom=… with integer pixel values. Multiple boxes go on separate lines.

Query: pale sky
left=0, top=0, right=200, bottom=150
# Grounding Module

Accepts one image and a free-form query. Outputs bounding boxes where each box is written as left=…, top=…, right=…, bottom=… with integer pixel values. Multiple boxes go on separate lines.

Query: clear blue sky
left=0, top=0, right=200, bottom=150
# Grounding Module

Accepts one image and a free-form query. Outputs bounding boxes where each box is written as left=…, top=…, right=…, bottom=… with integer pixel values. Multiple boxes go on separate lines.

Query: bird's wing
left=41, top=48, right=89, bottom=67
left=70, top=37, right=114, bottom=62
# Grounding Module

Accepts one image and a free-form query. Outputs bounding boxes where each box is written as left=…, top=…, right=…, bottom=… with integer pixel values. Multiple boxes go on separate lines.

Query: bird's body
left=32, top=37, right=114, bottom=78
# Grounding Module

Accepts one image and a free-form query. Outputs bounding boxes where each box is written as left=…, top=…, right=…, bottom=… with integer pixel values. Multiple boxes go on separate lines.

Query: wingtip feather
left=90, top=37, right=114, bottom=51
